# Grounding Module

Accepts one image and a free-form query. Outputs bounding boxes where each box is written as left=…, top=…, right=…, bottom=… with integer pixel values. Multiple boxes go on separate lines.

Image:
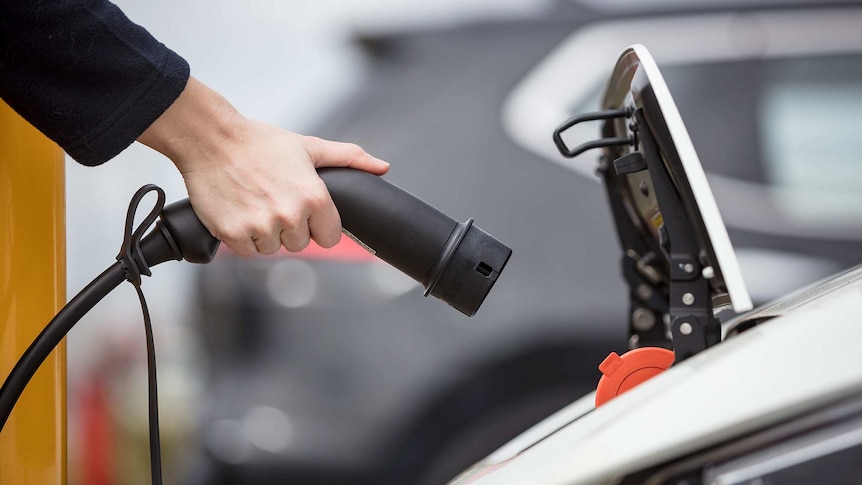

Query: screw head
left=682, top=293, right=695, bottom=305
left=682, top=263, right=694, bottom=273
left=679, top=322, right=693, bottom=335
left=632, top=307, right=656, bottom=331
left=636, top=284, right=653, bottom=301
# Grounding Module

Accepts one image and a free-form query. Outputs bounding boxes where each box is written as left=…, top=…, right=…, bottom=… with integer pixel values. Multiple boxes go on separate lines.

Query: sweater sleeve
left=0, top=0, right=189, bottom=166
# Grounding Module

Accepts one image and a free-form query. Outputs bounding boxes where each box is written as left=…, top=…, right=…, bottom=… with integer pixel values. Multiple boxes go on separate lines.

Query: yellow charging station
left=0, top=100, right=67, bottom=484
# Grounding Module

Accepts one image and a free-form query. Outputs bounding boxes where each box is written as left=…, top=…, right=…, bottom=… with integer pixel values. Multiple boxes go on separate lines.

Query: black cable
left=133, top=282, right=162, bottom=485
left=117, top=185, right=166, bottom=485
left=0, top=262, right=126, bottom=431
left=0, top=185, right=171, bottom=485
left=0, top=183, right=225, bottom=485
left=0, top=262, right=164, bottom=485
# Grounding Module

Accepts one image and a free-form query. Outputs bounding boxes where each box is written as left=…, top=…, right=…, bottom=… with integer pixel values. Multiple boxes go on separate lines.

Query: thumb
left=304, top=136, right=390, bottom=175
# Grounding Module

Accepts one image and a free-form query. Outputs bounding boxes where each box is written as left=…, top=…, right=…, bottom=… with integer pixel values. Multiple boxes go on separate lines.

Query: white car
left=450, top=45, right=862, bottom=485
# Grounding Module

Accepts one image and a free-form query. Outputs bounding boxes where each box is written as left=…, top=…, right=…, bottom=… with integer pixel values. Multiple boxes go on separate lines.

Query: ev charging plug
left=140, top=168, right=512, bottom=316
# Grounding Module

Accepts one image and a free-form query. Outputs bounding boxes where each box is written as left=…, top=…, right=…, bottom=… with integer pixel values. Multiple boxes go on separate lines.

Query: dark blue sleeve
left=0, top=0, right=190, bottom=166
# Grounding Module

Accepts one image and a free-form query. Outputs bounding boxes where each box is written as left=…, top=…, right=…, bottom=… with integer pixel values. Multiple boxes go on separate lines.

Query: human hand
left=138, top=77, right=389, bottom=256
left=178, top=121, right=390, bottom=256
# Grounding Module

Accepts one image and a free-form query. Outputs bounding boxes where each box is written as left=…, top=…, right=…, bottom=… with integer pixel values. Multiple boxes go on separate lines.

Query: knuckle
left=276, top=210, right=302, bottom=229
left=250, top=221, right=270, bottom=237
left=218, top=222, right=266, bottom=257
left=302, top=136, right=322, bottom=154
left=346, top=143, right=364, bottom=158
left=216, top=225, right=243, bottom=244
left=307, top=189, right=330, bottom=211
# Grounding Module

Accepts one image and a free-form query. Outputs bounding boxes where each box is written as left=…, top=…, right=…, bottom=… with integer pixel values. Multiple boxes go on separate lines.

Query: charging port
left=476, top=262, right=493, bottom=278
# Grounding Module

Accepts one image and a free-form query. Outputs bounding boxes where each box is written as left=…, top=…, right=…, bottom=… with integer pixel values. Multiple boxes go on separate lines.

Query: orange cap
left=595, top=347, right=675, bottom=407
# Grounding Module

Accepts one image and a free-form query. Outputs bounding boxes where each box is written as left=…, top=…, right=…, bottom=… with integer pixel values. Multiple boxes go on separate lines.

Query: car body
left=452, top=264, right=862, bottom=484
left=190, top=2, right=862, bottom=484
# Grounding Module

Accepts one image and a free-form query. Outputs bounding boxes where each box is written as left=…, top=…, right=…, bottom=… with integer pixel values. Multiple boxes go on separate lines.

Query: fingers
left=279, top=223, right=311, bottom=253
left=257, top=193, right=341, bottom=254
left=220, top=230, right=258, bottom=258
left=252, top=212, right=312, bottom=255
left=228, top=224, right=310, bottom=256
left=307, top=195, right=342, bottom=248
left=304, top=136, right=390, bottom=175
left=184, top=128, right=376, bottom=258
left=215, top=189, right=341, bottom=256
left=252, top=233, right=282, bottom=256
left=216, top=216, right=308, bottom=257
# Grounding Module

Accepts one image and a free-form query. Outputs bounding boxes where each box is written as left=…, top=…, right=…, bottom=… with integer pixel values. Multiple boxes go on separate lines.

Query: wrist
left=138, top=76, right=246, bottom=172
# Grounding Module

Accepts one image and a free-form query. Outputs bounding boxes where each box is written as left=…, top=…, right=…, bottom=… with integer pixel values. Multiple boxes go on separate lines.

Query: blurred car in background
left=188, top=2, right=862, bottom=484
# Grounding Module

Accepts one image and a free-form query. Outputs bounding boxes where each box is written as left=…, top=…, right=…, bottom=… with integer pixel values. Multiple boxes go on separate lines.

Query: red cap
left=595, top=347, right=675, bottom=407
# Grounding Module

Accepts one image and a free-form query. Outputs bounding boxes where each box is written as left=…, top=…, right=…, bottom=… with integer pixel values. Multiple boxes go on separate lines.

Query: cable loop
left=117, top=185, right=166, bottom=285
left=116, top=184, right=166, bottom=484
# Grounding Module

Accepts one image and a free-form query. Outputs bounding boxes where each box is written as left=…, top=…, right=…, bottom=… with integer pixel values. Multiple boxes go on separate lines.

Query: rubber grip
left=318, top=168, right=458, bottom=284
left=318, top=168, right=511, bottom=316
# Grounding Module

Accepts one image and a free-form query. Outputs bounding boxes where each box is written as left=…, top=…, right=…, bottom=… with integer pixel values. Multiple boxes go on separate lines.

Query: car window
left=657, top=54, right=862, bottom=226
left=758, top=54, right=862, bottom=223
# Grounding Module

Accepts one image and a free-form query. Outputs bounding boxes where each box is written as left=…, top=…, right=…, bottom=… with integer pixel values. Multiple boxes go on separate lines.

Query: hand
left=178, top=122, right=389, bottom=256
left=139, top=77, right=389, bottom=256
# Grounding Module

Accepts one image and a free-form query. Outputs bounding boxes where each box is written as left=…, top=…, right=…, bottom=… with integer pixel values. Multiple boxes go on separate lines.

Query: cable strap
left=117, top=184, right=166, bottom=285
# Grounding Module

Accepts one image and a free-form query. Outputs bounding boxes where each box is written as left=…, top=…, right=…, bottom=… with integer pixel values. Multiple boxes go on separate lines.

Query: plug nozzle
left=319, top=168, right=511, bottom=316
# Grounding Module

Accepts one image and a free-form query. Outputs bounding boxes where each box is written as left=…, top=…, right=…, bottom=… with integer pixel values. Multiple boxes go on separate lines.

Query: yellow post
left=0, top=100, right=67, bottom=484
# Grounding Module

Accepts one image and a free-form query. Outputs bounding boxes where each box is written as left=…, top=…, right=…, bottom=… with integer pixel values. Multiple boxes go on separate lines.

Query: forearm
left=0, top=0, right=188, bottom=166
left=2, top=0, right=389, bottom=258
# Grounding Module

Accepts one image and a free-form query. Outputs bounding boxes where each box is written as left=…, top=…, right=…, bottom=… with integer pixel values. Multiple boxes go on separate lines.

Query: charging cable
left=118, top=185, right=168, bottom=484
left=0, top=185, right=220, bottom=484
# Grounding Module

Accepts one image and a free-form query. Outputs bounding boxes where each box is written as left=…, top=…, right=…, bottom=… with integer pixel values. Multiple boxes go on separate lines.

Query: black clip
left=117, top=185, right=166, bottom=285
left=553, top=108, right=632, bottom=158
